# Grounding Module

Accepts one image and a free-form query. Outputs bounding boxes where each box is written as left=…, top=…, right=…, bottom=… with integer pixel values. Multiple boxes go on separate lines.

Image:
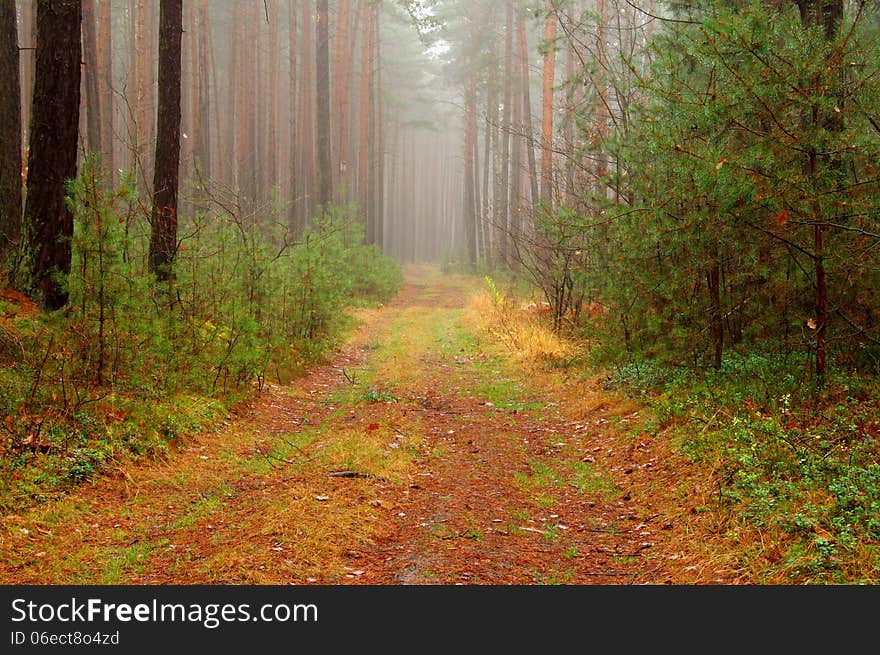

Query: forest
left=0, top=0, right=878, bottom=586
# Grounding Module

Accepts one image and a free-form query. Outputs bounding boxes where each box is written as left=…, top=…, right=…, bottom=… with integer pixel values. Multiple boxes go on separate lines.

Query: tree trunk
left=268, top=0, right=278, bottom=190
left=333, top=0, right=351, bottom=197
left=509, top=52, right=523, bottom=262
left=497, top=4, right=512, bottom=265
left=19, top=1, right=35, bottom=161
left=316, top=0, right=332, bottom=209
left=518, top=12, right=539, bottom=213
left=196, top=0, right=210, bottom=174
left=300, top=1, right=316, bottom=221
left=97, top=0, right=114, bottom=184
left=463, top=72, right=477, bottom=270
left=226, top=4, right=237, bottom=188
left=564, top=31, right=576, bottom=202
left=289, top=0, right=299, bottom=230
left=375, top=18, right=385, bottom=250
left=16, top=0, right=82, bottom=310
left=82, top=0, right=102, bottom=157
left=184, top=0, right=196, bottom=180
left=708, top=255, right=723, bottom=370
left=358, top=1, right=374, bottom=232
left=0, top=1, right=21, bottom=260
left=540, top=1, right=557, bottom=209
left=148, top=0, right=183, bottom=283
left=482, top=64, right=494, bottom=262
left=366, top=10, right=378, bottom=244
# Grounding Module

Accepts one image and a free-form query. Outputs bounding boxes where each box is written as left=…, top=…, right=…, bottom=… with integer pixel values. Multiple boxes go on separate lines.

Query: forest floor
left=0, top=267, right=731, bottom=585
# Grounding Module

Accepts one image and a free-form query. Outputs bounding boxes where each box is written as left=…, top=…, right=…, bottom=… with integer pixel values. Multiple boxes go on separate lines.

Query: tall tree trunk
left=564, top=30, right=576, bottom=203
left=82, top=0, right=102, bottom=157
left=540, top=0, right=557, bottom=209
left=300, top=1, right=316, bottom=221
left=268, top=0, right=278, bottom=191
left=474, top=116, right=482, bottom=261
left=315, top=0, right=332, bottom=209
left=16, top=0, right=82, bottom=310
left=333, top=0, right=351, bottom=197
left=148, top=0, right=183, bottom=282
left=184, top=0, right=197, bottom=179
left=595, top=0, right=609, bottom=188
left=226, top=4, right=237, bottom=188
left=518, top=12, right=539, bottom=213
left=250, top=2, right=261, bottom=203
left=463, top=71, right=477, bottom=270
left=0, top=1, right=21, bottom=259
left=19, top=1, right=35, bottom=161
left=482, top=64, right=494, bottom=262
left=97, top=0, right=114, bottom=184
left=196, top=0, right=210, bottom=175
left=375, top=17, right=385, bottom=250
left=366, top=10, right=378, bottom=244
left=497, top=4, right=512, bottom=265
left=509, top=52, right=523, bottom=263
left=289, top=0, right=299, bottom=230
left=358, top=1, right=374, bottom=232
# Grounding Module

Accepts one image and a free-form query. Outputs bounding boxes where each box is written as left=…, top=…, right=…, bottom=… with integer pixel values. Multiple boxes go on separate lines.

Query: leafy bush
left=0, top=160, right=402, bottom=511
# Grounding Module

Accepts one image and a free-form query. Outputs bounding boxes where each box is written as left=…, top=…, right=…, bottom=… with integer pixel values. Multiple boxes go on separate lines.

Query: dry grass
left=467, top=289, right=579, bottom=367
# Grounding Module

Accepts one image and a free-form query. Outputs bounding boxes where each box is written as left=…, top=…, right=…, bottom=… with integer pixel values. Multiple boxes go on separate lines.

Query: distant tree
left=97, top=0, right=114, bottom=184
left=15, top=0, right=82, bottom=310
left=358, top=1, right=374, bottom=233
left=196, top=0, right=210, bottom=174
left=289, top=0, right=299, bottom=230
left=0, top=1, right=21, bottom=261
left=316, top=0, right=332, bottom=209
left=148, top=0, right=183, bottom=282
left=300, top=1, right=316, bottom=221
left=82, top=0, right=102, bottom=157
left=539, top=0, right=557, bottom=209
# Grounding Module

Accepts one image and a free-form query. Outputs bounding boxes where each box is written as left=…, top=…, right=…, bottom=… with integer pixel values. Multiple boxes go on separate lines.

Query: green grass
left=568, top=460, right=619, bottom=500
left=609, top=353, right=880, bottom=583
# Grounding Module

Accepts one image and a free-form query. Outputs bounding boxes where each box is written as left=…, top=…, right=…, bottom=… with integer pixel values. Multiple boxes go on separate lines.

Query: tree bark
left=375, top=17, right=385, bottom=250
left=540, top=0, right=557, bottom=209
left=268, top=0, right=278, bottom=190
left=16, top=0, right=82, bottom=310
left=97, top=0, right=114, bottom=184
left=19, top=1, right=35, bottom=160
left=82, top=0, right=102, bottom=157
left=196, top=0, right=210, bottom=174
left=316, top=0, right=332, bottom=209
left=463, top=71, right=477, bottom=270
left=518, top=12, right=539, bottom=213
left=300, top=1, right=316, bottom=221
left=289, top=0, right=299, bottom=230
left=358, top=1, right=374, bottom=232
left=333, top=0, right=352, bottom=197
left=497, top=4, right=512, bottom=265
left=148, top=0, right=183, bottom=283
left=0, top=1, right=21, bottom=259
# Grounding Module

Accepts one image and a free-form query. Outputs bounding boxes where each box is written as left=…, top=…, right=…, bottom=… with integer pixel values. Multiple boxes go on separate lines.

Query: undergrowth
left=0, top=159, right=402, bottom=513
left=607, top=352, right=880, bottom=583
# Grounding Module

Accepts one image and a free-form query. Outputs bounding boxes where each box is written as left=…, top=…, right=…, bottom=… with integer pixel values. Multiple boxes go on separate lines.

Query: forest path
left=0, top=267, right=679, bottom=585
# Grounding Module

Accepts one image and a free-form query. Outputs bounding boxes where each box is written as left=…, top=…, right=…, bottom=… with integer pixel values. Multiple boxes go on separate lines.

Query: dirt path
left=0, top=267, right=682, bottom=585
